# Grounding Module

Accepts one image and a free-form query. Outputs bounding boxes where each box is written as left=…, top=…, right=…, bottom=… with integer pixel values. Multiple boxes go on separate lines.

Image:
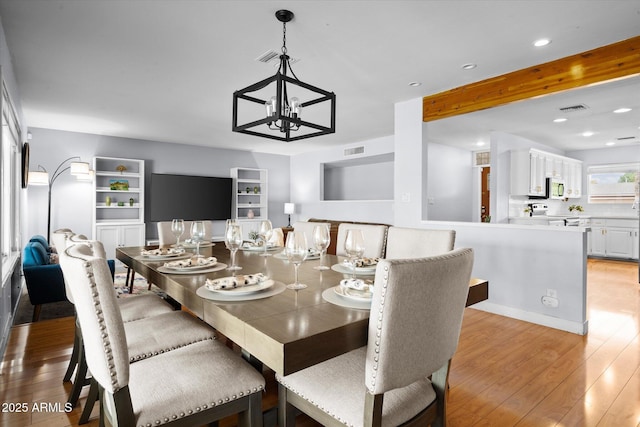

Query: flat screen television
left=148, top=173, right=232, bottom=222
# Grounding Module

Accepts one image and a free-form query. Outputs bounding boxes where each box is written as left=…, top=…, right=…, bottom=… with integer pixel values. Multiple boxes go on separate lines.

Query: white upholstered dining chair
left=59, top=242, right=265, bottom=427
left=385, top=226, right=456, bottom=259
left=335, top=223, right=388, bottom=259
left=292, top=221, right=331, bottom=250
left=277, top=248, right=474, bottom=427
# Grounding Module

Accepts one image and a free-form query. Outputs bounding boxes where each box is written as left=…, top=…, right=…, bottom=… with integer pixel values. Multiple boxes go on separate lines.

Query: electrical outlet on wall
left=546, top=288, right=557, bottom=298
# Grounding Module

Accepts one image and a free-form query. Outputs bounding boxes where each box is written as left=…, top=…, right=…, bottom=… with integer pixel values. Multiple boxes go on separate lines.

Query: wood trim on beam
left=423, top=35, right=640, bottom=122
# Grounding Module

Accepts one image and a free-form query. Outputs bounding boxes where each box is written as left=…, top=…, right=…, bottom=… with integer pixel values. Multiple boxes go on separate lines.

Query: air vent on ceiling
left=616, top=136, right=637, bottom=141
left=558, top=104, right=589, bottom=113
left=344, top=146, right=365, bottom=156
left=255, top=50, right=300, bottom=66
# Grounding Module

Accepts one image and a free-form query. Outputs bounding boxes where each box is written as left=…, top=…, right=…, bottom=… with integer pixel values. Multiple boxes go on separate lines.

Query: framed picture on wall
left=21, top=142, right=29, bottom=188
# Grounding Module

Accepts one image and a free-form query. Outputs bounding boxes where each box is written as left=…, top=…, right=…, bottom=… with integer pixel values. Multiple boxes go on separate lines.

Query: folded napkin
left=164, top=256, right=217, bottom=268
left=340, top=278, right=371, bottom=292
left=206, top=273, right=267, bottom=290
left=343, top=257, right=379, bottom=268
left=141, top=247, right=184, bottom=256
left=307, top=249, right=321, bottom=257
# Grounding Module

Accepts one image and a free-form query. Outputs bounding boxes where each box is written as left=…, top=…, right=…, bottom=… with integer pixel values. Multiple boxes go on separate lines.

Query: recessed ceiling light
left=461, top=63, right=477, bottom=70
left=408, top=81, right=422, bottom=87
left=605, top=141, right=616, bottom=146
left=533, top=38, right=551, bottom=47
left=582, top=131, right=595, bottom=137
left=553, top=117, right=567, bottom=123
left=613, top=107, right=632, bottom=114
left=476, top=141, right=485, bottom=147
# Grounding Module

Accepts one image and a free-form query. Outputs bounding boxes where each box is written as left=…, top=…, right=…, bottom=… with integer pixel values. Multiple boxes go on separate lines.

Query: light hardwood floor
left=1, top=258, right=638, bottom=426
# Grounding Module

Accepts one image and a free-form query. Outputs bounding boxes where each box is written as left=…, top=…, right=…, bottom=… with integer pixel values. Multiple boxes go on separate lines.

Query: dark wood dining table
left=117, top=244, right=488, bottom=376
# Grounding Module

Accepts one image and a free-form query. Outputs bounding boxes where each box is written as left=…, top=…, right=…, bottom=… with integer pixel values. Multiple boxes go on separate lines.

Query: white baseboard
left=472, top=301, right=589, bottom=335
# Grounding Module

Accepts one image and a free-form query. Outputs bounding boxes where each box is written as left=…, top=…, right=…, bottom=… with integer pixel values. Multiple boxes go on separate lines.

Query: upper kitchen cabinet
left=511, top=149, right=547, bottom=197
left=511, top=148, right=582, bottom=198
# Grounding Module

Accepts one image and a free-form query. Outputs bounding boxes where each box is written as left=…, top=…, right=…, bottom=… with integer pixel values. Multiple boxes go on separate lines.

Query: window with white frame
left=2, top=79, right=21, bottom=271
left=587, top=163, right=639, bottom=204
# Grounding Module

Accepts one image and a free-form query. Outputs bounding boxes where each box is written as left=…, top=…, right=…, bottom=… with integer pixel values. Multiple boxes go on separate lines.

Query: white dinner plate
left=138, top=251, right=188, bottom=260
left=196, top=281, right=286, bottom=302
left=157, top=263, right=227, bottom=275
left=206, top=279, right=274, bottom=296
left=274, top=251, right=320, bottom=260
left=172, top=241, right=215, bottom=249
left=333, top=285, right=373, bottom=301
left=331, top=263, right=377, bottom=276
left=241, top=245, right=280, bottom=252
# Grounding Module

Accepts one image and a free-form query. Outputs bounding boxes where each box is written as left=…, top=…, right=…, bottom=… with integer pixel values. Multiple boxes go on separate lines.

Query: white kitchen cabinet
left=563, top=160, right=582, bottom=198
left=587, top=218, right=638, bottom=260
left=96, top=224, right=145, bottom=260
left=511, top=149, right=546, bottom=197
left=590, top=227, right=607, bottom=256
left=605, top=228, right=634, bottom=258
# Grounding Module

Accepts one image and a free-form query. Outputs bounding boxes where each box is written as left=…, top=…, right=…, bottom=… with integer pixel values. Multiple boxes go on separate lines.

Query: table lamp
left=284, top=203, right=295, bottom=227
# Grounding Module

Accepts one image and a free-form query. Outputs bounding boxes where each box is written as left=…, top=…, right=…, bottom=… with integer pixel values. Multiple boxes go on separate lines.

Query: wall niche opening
left=322, top=153, right=394, bottom=201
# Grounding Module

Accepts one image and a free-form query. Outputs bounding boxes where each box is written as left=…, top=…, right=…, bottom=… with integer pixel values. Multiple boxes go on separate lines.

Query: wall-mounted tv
left=148, top=173, right=232, bottom=222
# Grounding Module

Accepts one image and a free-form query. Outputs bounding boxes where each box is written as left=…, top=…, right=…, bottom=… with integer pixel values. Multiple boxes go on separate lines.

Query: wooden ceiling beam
left=423, top=35, right=640, bottom=122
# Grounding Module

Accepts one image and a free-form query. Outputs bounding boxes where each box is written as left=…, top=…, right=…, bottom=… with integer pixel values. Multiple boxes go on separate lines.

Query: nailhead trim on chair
left=137, top=386, right=264, bottom=427
left=368, top=264, right=389, bottom=392
left=128, top=337, right=215, bottom=362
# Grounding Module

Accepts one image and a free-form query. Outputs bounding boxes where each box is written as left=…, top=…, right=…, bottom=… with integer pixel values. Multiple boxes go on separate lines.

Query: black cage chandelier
left=232, top=9, right=336, bottom=142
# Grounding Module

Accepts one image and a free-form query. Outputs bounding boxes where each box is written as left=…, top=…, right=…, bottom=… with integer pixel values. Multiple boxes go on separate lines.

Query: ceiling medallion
left=232, top=10, right=336, bottom=142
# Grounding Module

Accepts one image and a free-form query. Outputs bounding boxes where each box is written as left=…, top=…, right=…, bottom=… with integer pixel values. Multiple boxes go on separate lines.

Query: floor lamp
left=28, top=156, right=93, bottom=244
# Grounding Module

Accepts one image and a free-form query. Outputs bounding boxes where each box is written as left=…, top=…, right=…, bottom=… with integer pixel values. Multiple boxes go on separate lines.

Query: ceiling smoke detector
left=558, top=104, right=589, bottom=113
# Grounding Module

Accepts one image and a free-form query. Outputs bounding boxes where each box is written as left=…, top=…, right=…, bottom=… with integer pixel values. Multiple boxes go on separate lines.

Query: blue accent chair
left=22, top=239, right=115, bottom=322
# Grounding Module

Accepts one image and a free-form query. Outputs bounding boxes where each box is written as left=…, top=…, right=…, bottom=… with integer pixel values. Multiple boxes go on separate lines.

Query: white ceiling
left=0, top=0, right=639, bottom=155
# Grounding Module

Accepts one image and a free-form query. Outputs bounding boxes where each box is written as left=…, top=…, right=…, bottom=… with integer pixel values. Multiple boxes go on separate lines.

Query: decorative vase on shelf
left=253, top=186, right=259, bottom=194
left=247, top=209, right=255, bottom=219
left=105, top=196, right=111, bottom=206
left=129, top=197, right=134, bottom=206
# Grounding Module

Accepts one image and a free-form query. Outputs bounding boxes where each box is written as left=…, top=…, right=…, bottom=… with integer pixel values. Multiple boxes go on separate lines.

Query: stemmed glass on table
left=190, top=221, right=206, bottom=258
left=259, top=220, right=273, bottom=257
left=225, top=223, right=243, bottom=271
left=171, top=219, right=184, bottom=248
left=312, top=224, right=330, bottom=270
left=285, top=231, right=308, bottom=290
left=344, top=229, right=365, bottom=279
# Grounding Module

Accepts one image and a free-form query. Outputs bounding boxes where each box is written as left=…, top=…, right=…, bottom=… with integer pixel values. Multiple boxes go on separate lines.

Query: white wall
left=290, top=135, right=395, bottom=224
left=25, top=128, right=290, bottom=243
left=425, top=142, right=473, bottom=222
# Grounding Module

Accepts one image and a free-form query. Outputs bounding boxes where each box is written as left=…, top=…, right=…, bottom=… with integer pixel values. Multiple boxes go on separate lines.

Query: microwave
left=550, top=179, right=565, bottom=199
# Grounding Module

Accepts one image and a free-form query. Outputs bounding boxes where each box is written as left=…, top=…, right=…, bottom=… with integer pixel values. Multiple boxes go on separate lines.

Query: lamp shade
left=70, top=161, right=90, bottom=176
left=284, top=203, right=295, bottom=215
left=76, top=169, right=95, bottom=181
left=28, top=171, right=49, bottom=186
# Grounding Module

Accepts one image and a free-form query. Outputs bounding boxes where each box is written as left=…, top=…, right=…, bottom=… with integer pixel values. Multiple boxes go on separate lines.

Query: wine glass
left=224, top=219, right=237, bottom=250
left=225, top=223, right=243, bottom=270
left=259, top=220, right=273, bottom=257
left=190, top=221, right=205, bottom=257
left=313, top=224, right=330, bottom=270
left=171, top=219, right=184, bottom=248
left=344, top=229, right=365, bottom=279
left=285, top=231, right=308, bottom=290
